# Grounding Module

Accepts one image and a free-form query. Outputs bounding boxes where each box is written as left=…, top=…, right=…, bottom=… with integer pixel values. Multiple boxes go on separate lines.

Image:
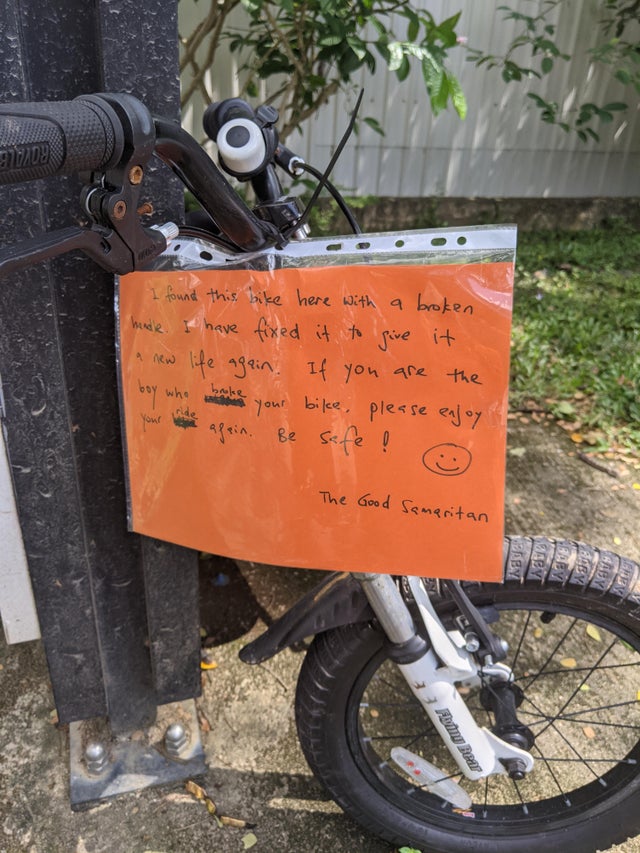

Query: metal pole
left=0, top=0, right=201, bottom=744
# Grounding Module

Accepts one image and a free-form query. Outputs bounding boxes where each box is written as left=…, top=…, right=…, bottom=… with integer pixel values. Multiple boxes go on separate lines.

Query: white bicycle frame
left=358, top=573, right=534, bottom=790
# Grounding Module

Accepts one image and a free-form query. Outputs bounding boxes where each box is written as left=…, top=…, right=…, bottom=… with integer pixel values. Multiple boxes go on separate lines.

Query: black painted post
left=0, top=0, right=201, bottom=734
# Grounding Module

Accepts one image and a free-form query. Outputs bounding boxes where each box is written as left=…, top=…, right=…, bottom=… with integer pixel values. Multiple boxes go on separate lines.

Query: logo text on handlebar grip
left=0, top=142, right=50, bottom=171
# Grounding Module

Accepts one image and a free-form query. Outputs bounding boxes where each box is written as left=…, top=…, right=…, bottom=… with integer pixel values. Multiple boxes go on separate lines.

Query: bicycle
left=1, top=92, right=639, bottom=853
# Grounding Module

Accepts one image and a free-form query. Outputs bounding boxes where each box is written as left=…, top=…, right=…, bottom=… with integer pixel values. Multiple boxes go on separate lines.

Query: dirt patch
left=505, top=418, right=639, bottom=562
left=1, top=420, right=639, bottom=853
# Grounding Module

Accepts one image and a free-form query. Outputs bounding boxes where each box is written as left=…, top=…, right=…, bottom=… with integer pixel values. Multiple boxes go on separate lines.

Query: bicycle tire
left=295, top=536, right=640, bottom=853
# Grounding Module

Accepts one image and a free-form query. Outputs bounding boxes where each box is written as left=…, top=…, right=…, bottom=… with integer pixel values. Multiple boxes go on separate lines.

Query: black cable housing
left=298, top=162, right=362, bottom=235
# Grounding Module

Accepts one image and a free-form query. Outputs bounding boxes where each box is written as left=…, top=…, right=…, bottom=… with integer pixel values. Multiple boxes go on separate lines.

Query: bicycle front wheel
left=295, top=536, right=640, bottom=853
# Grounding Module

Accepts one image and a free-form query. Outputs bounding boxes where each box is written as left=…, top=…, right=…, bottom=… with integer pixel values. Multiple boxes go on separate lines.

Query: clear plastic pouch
left=117, top=225, right=515, bottom=580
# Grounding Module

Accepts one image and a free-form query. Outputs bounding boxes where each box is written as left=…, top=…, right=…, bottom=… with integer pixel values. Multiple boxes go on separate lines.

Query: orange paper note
left=118, top=258, right=513, bottom=580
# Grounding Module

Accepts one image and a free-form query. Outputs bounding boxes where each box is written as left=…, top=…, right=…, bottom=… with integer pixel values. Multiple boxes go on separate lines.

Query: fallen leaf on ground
left=508, top=447, right=527, bottom=457
left=561, top=658, right=577, bottom=668
left=200, top=653, right=218, bottom=671
left=185, top=780, right=253, bottom=830
left=242, top=833, right=258, bottom=849
left=185, top=780, right=218, bottom=822
left=583, top=726, right=596, bottom=739
left=198, top=710, right=212, bottom=732
left=586, top=625, right=602, bottom=642
left=185, top=780, right=207, bottom=801
left=220, top=816, right=249, bottom=828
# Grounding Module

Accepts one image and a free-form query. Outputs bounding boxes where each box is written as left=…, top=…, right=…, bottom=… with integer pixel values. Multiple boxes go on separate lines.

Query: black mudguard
left=239, top=572, right=374, bottom=664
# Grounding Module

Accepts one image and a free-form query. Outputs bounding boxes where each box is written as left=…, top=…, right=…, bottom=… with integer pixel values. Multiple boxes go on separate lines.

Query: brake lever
left=0, top=220, right=163, bottom=278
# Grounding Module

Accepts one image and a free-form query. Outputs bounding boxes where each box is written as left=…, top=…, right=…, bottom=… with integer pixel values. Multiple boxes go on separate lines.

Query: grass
left=511, top=221, right=640, bottom=458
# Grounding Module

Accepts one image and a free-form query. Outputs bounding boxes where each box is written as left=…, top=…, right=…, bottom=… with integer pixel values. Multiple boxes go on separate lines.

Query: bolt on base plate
left=69, top=699, right=206, bottom=809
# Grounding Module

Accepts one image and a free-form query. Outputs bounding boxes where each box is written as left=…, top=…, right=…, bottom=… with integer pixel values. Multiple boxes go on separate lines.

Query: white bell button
left=217, top=118, right=266, bottom=174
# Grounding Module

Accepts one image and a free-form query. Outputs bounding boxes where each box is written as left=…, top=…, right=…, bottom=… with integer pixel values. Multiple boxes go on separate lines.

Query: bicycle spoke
left=557, top=699, right=640, bottom=720
left=510, top=610, right=533, bottom=672
left=535, top=639, right=619, bottom=740
left=532, top=743, right=572, bottom=806
left=516, top=660, right=640, bottom=684
left=414, top=770, right=464, bottom=791
left=517, top=617, right=579, bottom=691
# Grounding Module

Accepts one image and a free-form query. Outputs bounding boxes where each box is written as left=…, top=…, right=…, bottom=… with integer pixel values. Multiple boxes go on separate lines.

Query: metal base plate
left=69, top=699, right=206, bottom=808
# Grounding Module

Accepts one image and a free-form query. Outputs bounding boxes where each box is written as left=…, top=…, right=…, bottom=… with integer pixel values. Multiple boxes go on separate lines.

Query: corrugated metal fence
left=180, top=0, right=639, bottom=198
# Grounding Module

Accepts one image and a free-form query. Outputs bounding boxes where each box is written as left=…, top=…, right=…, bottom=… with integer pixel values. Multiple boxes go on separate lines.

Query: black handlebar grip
left=0, top=95, right=125, bottom=185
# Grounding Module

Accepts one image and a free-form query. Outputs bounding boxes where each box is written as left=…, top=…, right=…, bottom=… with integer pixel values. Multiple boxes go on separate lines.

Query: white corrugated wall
left=179, top=0, right=640, bottom=198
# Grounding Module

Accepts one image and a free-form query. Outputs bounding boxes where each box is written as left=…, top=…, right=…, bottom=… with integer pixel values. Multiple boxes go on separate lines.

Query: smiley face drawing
left=422, top=443, right=472, bottom=476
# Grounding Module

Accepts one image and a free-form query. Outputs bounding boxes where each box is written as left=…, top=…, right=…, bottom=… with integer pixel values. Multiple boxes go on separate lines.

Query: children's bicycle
left=1, top=93, right=639, bottom=853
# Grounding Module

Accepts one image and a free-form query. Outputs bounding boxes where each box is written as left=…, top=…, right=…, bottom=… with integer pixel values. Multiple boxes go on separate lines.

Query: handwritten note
left=118, top=258, right=513, bottom=580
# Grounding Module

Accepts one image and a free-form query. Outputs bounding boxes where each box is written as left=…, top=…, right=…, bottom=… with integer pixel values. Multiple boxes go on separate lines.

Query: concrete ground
left=1, top=418, right=639, bottom=853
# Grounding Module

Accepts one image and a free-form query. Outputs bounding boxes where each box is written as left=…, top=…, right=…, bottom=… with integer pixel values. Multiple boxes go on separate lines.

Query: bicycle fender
left=239, top=572, right=373, bottom=664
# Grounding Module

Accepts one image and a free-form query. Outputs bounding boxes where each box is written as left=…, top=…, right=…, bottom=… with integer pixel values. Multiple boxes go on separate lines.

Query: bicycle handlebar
left=0, top=92, right=305, bottom=273
left=0, top=95, right=129, bottom=184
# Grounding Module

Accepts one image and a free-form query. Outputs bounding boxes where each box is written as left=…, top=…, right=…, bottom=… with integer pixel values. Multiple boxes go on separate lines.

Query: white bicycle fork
left=358, top=573, right=534, bottom=795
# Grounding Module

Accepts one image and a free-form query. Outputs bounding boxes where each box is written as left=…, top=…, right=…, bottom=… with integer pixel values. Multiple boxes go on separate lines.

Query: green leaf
left=407, top=14, right=419, bottom=43
left=435, top=12, right=462, bottom=48
left=422, top=50, right=444, bottom=95
left=447, top=72, right=467, bottom=119
left=363, top=116, right=385, bottom=135
left=431, top=73, right=450, bottom=114
left=602, top=102, right=627, bottom=111
left=615, top=69, right=632, bottom=84
left=539, top=39, right=560, bottom=56
left=319, top=34, right=344, bottom=46
left=387, top=41, right=404, bottom=72
left=527, top=93, right=547, bottom=108
left=554, top=400, right=576, bottom=417
left=541, top=56, right=553, bottom=74
left=402, top=42, right=427, bottom=61
left=375, top=39, right=390, bottom=63
left=347, top=36, right=367, bottom=60
left=439, top=11, right=462, bottom=31
left=396, top=55, right=411, bottom=82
